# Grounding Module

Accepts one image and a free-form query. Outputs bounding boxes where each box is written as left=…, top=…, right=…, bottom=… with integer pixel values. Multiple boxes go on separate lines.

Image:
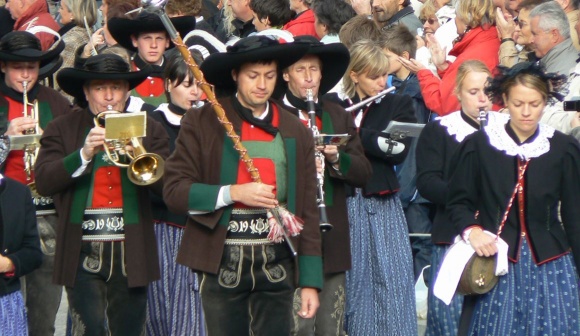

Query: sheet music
left=383, top=121, right=425, bottom=139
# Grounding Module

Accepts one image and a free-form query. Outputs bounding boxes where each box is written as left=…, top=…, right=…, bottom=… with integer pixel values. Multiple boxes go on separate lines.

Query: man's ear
left=401, top=50, right=410, bottom=60
left=231, top=69, right=238, bottom=82
left=130, top=35, right=139, bottom=48
left=83, top=84, right=90, bottom=99
left=282, top=71, right=290, bottom=82
left=551, top=28, right=562, bottom=43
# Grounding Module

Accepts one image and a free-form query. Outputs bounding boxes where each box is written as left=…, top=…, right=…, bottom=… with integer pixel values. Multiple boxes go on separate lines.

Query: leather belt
left=81, top=208, right=125, bottom=242
left=226, top=208, right=271, bottom=245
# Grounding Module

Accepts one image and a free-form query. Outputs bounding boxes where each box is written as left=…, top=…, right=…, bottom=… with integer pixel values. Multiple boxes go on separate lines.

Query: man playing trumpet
left=34, top=53, right=169, bottom=335
left=279, top=35, right=371, bottom=335
left=0, top=31, right=73, bottom=336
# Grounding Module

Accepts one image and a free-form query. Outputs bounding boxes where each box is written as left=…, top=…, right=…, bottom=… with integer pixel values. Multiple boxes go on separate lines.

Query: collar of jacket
left=14, top=0, right=49, bottom=29
left=386, top=6, right=415, bottom=27
left=449, top=25, right=496, bottom=57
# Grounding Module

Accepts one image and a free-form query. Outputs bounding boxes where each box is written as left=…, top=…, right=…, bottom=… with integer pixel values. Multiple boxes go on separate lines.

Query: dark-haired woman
left=146, top=48, right=206, bottom=336
left=447, top=62, right=580, bottom=334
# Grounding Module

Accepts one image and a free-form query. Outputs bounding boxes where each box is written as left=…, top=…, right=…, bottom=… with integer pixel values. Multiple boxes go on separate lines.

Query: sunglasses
left=421, top=18, right=438, bottom=25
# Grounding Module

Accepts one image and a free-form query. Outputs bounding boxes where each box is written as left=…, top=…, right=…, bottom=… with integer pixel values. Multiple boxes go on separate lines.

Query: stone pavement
left=54, top=293, right=427, bottom=335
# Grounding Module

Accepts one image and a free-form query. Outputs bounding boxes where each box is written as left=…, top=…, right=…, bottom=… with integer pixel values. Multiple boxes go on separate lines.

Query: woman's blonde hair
left=419, top=0, right=438, bottom=23
left=343, top=40, right=389, bottom=98
left=67, top=0, right=98, bottom=27
left=454, top=60, right=491, bottom=95
left=455, top=0, right=495, bottom=29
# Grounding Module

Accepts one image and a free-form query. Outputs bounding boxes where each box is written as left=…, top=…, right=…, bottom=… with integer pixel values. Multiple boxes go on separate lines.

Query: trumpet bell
left=128, top=152, right=165, bottom=186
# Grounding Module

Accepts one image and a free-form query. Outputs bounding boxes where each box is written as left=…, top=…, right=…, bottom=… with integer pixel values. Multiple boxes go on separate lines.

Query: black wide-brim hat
left=200, top=35, right=310, bottom=91
left=107, top=13, right=196, bottom=52
left=39, top=56, right=64, bottom=80
left=291, top=35, right=350, bottom=95
left=57, top=54, right=150, bottom=101
left=0, top=31, right=65, bottom=71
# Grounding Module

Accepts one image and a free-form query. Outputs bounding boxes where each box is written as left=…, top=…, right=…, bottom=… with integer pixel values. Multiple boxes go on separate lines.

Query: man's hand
left=468, top=228, right=498, bottom=257
left=298, top=287, right=320, bottom=319
left=82, top=126, right=106, bottom=161
left=5, top=116, right=37, bottom=136
left=317, top=145, right=339, bottom=164
left=230, top=182, right=278, bottom=208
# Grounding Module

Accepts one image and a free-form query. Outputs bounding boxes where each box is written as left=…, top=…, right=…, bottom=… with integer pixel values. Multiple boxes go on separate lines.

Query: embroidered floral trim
left=486, top=122, right=555, bottom=159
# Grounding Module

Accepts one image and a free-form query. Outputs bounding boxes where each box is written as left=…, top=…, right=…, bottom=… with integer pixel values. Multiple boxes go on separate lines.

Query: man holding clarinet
left=279, top=35, right=371, bottom=336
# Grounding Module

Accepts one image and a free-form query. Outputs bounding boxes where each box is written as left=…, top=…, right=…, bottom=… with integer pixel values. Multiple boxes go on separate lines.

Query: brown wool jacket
left=163, top=96, right=323, bottom=288
left=280, top=98, right=372, bottom=274
left=34, top=108, right=169, bottom=288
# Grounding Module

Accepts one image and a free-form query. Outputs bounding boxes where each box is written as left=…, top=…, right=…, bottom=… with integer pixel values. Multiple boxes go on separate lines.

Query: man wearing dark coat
left=34, top=53, right=170, bottom=336
left=163, top=35, right=323, bottom=335
left=279, top=35, right=372, bottom=335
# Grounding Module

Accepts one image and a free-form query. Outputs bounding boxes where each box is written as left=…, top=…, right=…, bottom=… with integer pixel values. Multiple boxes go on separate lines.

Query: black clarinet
left=478, top=107, right=488, bottom=130
left=306, top=89, right=333, bottom=232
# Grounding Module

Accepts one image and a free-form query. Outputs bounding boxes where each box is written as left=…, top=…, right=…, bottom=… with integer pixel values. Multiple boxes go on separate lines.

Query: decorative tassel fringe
left=278, top=206, right=304, bottom=236
left=266, top=207, right=304, bottom=243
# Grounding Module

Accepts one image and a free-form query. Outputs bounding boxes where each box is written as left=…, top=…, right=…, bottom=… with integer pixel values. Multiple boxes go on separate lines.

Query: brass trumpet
left=22, top=80, right=40, bottom=182
left=94, top=110, right=165, bottom=186
left=7, top=81, right=42, bottom=196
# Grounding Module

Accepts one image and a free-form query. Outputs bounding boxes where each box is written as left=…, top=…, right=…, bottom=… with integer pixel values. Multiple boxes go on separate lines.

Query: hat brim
left=108, top=16, right=196, bottom=52
left=200, top=43, right=310, bottom=91
left=0, top=39, right=64, bottom=65
left=308, top=43, right=350, bottom=95
left=39, top=56, right=63, bottom=80
left=56, top=68, right=150, bottom=101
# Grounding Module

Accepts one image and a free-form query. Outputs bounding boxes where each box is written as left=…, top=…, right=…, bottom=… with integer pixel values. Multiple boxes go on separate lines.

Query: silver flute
left=344, top=87, right=396, bottom=112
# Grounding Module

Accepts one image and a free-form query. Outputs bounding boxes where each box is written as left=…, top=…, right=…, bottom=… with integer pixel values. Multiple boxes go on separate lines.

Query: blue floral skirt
left=146, top=222, right=205, bottom=336
left=426, top=244, right=464, bottom=336
left=0, top=290, right=28, bottom=336
left=345, top=191, right=417, bottom=336
left=469, top=238, right=580, bottom=335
